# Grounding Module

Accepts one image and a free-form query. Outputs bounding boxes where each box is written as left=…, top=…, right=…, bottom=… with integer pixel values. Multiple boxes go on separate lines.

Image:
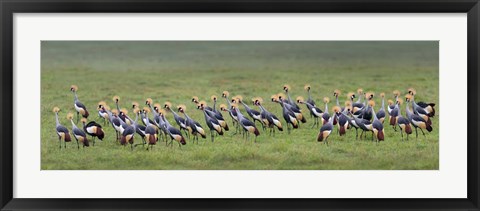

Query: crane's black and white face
left=351, top=95, right=356, bottom=100
left=283, top=86, right=288, bottom=92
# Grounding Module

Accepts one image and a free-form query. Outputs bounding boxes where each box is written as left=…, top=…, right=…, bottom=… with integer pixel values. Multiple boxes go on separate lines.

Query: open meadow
left=41, top=41, right=439, bottom=170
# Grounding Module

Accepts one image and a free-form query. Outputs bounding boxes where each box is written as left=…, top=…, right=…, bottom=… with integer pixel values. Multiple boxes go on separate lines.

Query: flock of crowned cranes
left=52, top=85, right=436, bottom=150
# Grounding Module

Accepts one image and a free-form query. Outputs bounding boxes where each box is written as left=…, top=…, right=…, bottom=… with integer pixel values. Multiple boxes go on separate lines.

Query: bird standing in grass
left=376, top=93, right=386, bottom=124
left=67, top=112, right=89, bottom=149
left=160, top=109, right=187, bottom=147
left=317, top=106, right=336, bottom=145
left=178, top=104, right=206, bottom=144
left=283, top=84, right=300, bottom=110
left=408, top=88, right=436, bottom=117
left=352, top=88, right=365, bottom=114
left=143, top=109, right=158, bottom=150
left=321, top=97, right=331, bottom=125
left=370, top=102, right=385, bottom=143
left=253, top=97, right=283, bottom=136
left=222, top=91, right=239, bottom=131
left=235, top=95, right=263, bottom=129
left=278, top=93, right=306, bottom=124
left=272, top=94, right=298, bottom=134
left=198, top=102, right=223, bottom=142
left=297, top=96, right=323, bottom=128
left=81, top=118, right=104, bottom=147
left=131, top=108, right=147, bottom=146
left=407, top=88, right=433, bottom=125
left=211, top=95, right=224, bottom=118
left=232, top=103, right=260, bottom=142
left=70, top=85, right=89, bottom=123
left=304, top=84, right=317, bottom=118
left=200, top=99, right=229, bottom=132
left=97, top=101, right=109, bottom=125
left=53, top=107, right=71, bottom=149
left=113, top=96, right=131, bottom=125
left=164, top=101, right=189, bottom=137
left=396, top=99, right=413, bottom=141
left=405, top=94, right=432, bottom=140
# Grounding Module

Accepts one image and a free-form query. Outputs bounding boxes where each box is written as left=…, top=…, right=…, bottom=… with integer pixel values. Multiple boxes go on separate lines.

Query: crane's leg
left=76, top=138, right=80, bottom=150
left=92, top=137, right=96, bottom=147
left=211, top=130, right=214, bottom=142
left=400, top=128, right=404, bottom=141
left=420, top=128, right=426, bottom=137
left=371, top=131, right=374, bottom=141
left=58, top=137, right=62, bottom=149
left=77, top=112, right=80, bottom=123
left=415, top=127, right=418, bottom=140
left=359, top=130, right=364, bottom=140
left=355, top=128, right=358, bottom=140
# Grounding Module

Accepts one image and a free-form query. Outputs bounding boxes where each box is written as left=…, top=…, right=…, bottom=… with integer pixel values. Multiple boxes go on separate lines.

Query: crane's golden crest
left=53, top=107, right=60, bottom=113
left=158, top=108, right=167, bottom=116
left=334, top=89, right=341, bottom=96
left=70, top=85, right=78, bottom=91
left=230, top=103, right=238, bottom=109
left=81, top=118, right=87, bottom=123
left=112, top=96, right=120, bottom=102
left=146, top=98, right=153, bottom=105
left=345, top=101, right=352, bottom=106
left=120, top=108, right=128, bottom=115
left=143, top=107, right=151, bottom=113
left=66, top=112, right=74, bottom=120
left=219, top=104, right=227, bottom=110
left=357, top=88, right=363, bottom=94
left=296, top=96, right=304, bottom=103
left=199, top=100, right=207, bottom=107
left=153, top=103, right=161, bottom=110
left=408, top=88, right=416, bottom=95
left=332, top=106, right=341, bottom=113
left=304, top=84, right=311, bottom=91
left=270, top=94, right=278, bottom=102
left=131, top=101, right=139, bottom=108
left=393, top=90, right=400, bottom=96
left=397, top=98, right=404, bottom=105
left=368, top=100, right=376, bottom=107
left=111, top=109, right=119, bottom=115
left=323, top=97, right=330, bottom=103
left=405, top=94, right=412, bottom=101
left=365, top=92, right=374, bottom=100
left=234, top=95, right=243, bottom=101
left=211, top=95, right=217, bottom=101
left=191, top=96, right=199, bottom=103
left=255, top=97, right=264, bottom=103
left=164, top=101, right=172, bottom=109
left=177, top=104, right=186, bottom=112
left=283, top=84, right=291, bottom=91
left=222, top=91, right=229, bottom=97
left=98, top=101, right=106, bottom=106
left=231, top=97, right=238, bottom=103
left=387, top=99, right=394, bottom=105
left=347, top=92, right=355, bottom=99
left=380, top=92, right=385, bottom=98
left=277, top=93, right=286, bottom=100
left=133, top=108, right=140, bottom=114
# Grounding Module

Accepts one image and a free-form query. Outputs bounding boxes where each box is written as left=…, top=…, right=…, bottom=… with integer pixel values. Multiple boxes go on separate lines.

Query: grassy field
left=41, top=41, right=439, bottom=170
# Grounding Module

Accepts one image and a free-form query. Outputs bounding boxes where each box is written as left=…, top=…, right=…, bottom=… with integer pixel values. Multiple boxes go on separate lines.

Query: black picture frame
left=1, top=0, right=479, bottom=210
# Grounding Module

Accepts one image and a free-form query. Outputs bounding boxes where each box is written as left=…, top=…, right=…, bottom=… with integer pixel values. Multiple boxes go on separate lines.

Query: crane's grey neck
left=149, top=104, right=158, bottom=116
left=73, top=92, right=78, bottom=101
left=259, top=104, right=266, bottom=112
left=381, top=97, right=385, bottom=110
left=240, top=100, right=250, bottom=110
left=183, top=112, right=191, bottom=120
left=305, top=102, right=315, bottom=109
left=70, top=119, right=77, bottom=129
left=325, top=102, right=329, bottom=114
left=336, top=96, right=340, bottom=106
left=55, top=112, right=60, bottom=126
left=357, top=93, right=363, bottom=103
left=372, top=108, right=378, bottom=120
left=212, top=100, right=217, bottom=112
left=235, top=107, right=244, bottom=120
left=170, top=108, right=180, bottom=118
left=307, top=90, right=312, bottom=100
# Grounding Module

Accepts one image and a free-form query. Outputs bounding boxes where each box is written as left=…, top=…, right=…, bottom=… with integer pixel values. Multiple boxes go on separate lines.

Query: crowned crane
left=98, top=104, right=120, bottom=140
left=376, top=93, right=386, bottom=124
left=143, top=109, right=158, bottom=151
left=370, top=105, right=385, bottom=143
left=407, top=88, right=433, bottom=125
left=234, top=95, right=263, bottom=129
left=131, top=108, right=147, bottom=147
left=332, top=89, right=342, bottom=125
left=97, top=101, right=109, bottom=125
left=396, top=100, right=413, bottom=141
left=70, top=85, right=89, bottom=123
left=304, top=84, right=316, bottom=118
left=352, top=88, right=365, bottom=114
left=272, top=94, right=298, bottom=134
left=278, top=93, right=306, bottom=124
left=113, top=96, right=131, bottom=125
left=359, top=92, right=374, bottom=120
left=119, top=114, right=137, bottom=150
left=253, top=97, right=283, bottom=136
left=145, top=98, right=163, bottom=139
left=232, top=103, right=260, bottom=142
left=408, top=88, right=436, bottom=117
left=198, top=102, right=223, bottom=142
left=321, top=97, right=331, bottom=125
left=283, top=84, right=301, bottom=110
left=198, top=100, right=229, bottom=132
left=351, top=107, right=373, bottom=140
left=317, top=107, right=335, bottom=145
left=340, top=106, right=360, bottom=139
left=53, top=107, right=71, bottom=149
left=67, top=112, right=89, bottom=149
left=389, top=99, right=400, bottom=131
left=178, top=104, right=206, bottom=144
left=336, top=106, right=349, bottom=136
left=81, top=118, right=104, bottom=147
left=405, top=94, right=432, bottom=140
left=110, top=109, right=129, bottom=142
left=160, top=110, right=187, bottom=147
left=387, top=99, right=395, bottom=126
left=164, top=102, right=189, bottom=137
left=296, top=96, right=323, bottom=128
left=222, top=91, right=239, bottom=131
left=210, top=95, right=224, bottom=118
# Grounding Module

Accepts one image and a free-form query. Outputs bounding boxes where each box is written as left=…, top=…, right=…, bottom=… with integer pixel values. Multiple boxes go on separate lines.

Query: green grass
left=41, top=41, right=439, bottom=170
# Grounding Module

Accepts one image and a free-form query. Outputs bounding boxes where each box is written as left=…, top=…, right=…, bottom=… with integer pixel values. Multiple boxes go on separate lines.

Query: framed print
left=1, top=0, right=479, bottom=210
